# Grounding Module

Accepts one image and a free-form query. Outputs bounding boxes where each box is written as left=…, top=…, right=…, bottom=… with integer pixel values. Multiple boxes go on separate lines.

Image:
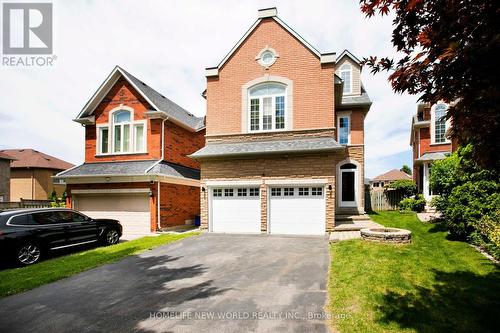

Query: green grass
left=0, top=232, right=198, bottom=298
left=328, top=211, right=500, bottom=333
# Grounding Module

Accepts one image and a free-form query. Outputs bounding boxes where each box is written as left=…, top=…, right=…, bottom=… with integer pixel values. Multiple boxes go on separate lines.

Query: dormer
left=335, top=50, right=363, bottom=96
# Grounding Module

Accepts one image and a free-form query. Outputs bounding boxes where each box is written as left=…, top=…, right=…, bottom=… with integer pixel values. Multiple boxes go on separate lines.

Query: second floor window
left=97, top=109, right=146, bottom=155
left=340, top=63, right=352, bottom=94
left=338, top=114, right=350, bottom=145
left=434, top=104, right=447, bottom=143
left=248, top=83, right=286, bottom=132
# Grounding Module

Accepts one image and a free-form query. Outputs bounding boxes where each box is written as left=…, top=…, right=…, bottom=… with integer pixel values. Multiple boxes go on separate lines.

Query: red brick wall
left=85, top=79, right=162, bottom=162
left=350, top=110, right=365, bottom=144
left=164, top=122, right=205, bottom=169
left=206, top=18, right=335, bottom=135
left=159, top=183, right=200, bottom=228
left=419, top=128, right=452, bottom=156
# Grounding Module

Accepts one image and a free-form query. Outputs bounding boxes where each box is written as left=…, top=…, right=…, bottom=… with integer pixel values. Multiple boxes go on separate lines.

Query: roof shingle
left=0, top=149, right=74, bottom=170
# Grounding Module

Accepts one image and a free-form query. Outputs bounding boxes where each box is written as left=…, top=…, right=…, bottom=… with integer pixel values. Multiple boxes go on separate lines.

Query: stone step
left=335, top=214, right=371, bottom=221
left=330, top=231, right=361, bottom=242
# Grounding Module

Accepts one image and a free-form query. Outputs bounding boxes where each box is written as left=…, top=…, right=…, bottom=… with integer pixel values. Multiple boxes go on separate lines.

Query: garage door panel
left=269, top=187, right=325, bottom=235
left=75, top=194, right=151, bottom=235
left=211, top=187, right=261, bottom=234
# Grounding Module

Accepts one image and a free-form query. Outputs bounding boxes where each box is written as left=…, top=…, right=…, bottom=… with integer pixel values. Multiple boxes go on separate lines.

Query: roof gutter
left=189, top=146, right=345, bottom=160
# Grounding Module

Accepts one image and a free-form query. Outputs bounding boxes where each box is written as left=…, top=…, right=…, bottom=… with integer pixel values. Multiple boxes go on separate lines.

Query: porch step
left=330, top=231, right=361, bottom=242
left=335, top=214, right=371, bottom=221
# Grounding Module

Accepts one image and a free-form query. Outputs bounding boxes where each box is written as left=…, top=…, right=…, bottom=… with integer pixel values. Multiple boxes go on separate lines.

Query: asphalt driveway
left=0, top=233, right=330, bottom=333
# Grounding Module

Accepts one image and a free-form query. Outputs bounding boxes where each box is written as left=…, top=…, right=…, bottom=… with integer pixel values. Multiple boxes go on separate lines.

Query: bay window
left=97, top=108, right=147, bottom=155
left=248, top=83, right=286, bottom=132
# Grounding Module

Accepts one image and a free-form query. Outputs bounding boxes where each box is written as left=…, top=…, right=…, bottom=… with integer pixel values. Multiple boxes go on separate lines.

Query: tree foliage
left=388, top=179, right=416, bottom=197
left=400, top=165, right=412, bottom=175
left=430, top=145, right=500, bottom=255
left=359, top=0, right=500, bottom=169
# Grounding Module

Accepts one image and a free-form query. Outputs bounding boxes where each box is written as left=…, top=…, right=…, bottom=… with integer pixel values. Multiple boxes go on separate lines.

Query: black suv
left=0, top=208, right=122, bottom=266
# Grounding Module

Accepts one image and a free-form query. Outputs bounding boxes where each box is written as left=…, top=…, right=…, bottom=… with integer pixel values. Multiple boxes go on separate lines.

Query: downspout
left=144, top=117, right=168, bottom=231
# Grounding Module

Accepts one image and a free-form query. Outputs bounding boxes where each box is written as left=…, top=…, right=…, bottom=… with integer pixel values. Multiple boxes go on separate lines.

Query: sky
left=0, top=0, right=418, bottom=178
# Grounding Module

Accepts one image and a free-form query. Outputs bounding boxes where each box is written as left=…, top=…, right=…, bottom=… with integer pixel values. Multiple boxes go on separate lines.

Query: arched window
left=248, top=83, right=286, bottom=131
left=434, top=103, right=447, bottom=143
left=340, top=163, right=357, bottom=169
left=340, top=63, right=352, bottom=94
left=113, top=110, right=131, bottom=153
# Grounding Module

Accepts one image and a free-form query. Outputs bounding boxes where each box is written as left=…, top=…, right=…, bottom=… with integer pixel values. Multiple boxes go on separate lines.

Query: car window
left=70, top=212, right=88, bottom=222
left=9, top=214, right=36, bottom=226
left=31, top=212, right=65, bottom=225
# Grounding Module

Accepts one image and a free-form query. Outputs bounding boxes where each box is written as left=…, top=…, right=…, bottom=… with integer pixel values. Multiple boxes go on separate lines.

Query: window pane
left=135, top=125, right=144, bottom=151
left=341, top=70, right=351, bottom=93
left=123, top=124, right=130, bottom=152
left=275, top=96, right=285, bottom=129
left=113, top=111, right=131, bottom=123
left=224, top=189, right=234, bottom=197
left=237, top=188, right=247, bottom=197
left=249, top=188, right=259, bottom=196
left=100, top=128, right=109, bottom=154
left=263, top=97, right=272, bottom=130
left=249, top=83, right=285, bottom=96
left=339, top=116, right=349, bottom=145
left=435, top=106, right=446, bottom=143
left=250, top=98, right=260, bottom=131
left=114, top=125, right=121, bottom=152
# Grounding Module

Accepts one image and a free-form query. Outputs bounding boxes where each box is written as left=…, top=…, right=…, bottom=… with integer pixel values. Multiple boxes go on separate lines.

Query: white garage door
left=210, top=187, right=261, bottom=233
left=269, top=186, right=326, bottom=235
left=74, top=193, right=151, bottom=236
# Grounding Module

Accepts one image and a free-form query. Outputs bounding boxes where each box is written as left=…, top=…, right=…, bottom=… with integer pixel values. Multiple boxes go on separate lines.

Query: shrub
left=399, top=194, right=426, bottom=212
left=48, top=189, right=58, bottom=202
left=429, top=144, right=500, bottom=250
left=388, top=179, right=417, bottom=198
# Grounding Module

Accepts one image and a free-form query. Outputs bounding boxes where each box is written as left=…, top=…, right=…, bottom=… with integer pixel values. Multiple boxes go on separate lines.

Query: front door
left=339, top=164, right=358, bottom=207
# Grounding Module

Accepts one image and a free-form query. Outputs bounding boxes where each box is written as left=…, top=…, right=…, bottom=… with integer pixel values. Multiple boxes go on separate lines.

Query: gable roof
left=0, top=149, right=74, bottom=170
left=372, top=169, right=412, bottom=182
left=75, top=66, right=205, bottom=132
left=336, top=49, right=362, bottom=66
left=206, top=8, right=337, bottom=76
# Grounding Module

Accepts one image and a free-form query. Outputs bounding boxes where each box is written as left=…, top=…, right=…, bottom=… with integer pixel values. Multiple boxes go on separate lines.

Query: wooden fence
left=0, top=199, right=53, bottom=210
left=366, top=189, right=406, bottom=211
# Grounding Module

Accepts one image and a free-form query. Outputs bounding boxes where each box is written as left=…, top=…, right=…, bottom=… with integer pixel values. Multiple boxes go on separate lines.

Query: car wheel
left=16, top=242, right=42, bottom=266
left=104, top=228, right=120, bottom=245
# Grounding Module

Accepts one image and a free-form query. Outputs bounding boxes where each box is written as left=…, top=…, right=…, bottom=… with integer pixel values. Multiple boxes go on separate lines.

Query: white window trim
left=340, top=63, right=353, bottom=94
left=430, top=103, right=451, bottom=145
left=255, top=46, right=279, bottom=68
left=241, top=75, right=293, bottom=133
left=96, top=106, right=148, bottom=156
left=247, top=88, right=287, bottom=133
left=336, top=158, right=363, bottom=211
left=337, top=111, right=351, bottom=145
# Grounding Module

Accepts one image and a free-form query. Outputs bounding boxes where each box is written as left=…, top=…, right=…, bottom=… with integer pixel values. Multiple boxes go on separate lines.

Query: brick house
left=410, top=102, right=455, bottom=201
left=56, top=66, right=205, bottom=236
left=0, top=152, right=15, bottom=202
left=0, top=149, right=73, bottom=201
left=190, top=8, right=372, bottom=235
left=371, top=169, right=412, bottom=190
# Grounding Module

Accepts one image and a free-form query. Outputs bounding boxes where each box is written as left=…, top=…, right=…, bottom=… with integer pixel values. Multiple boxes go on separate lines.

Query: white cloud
left=0, top=0, right=417, bottom=176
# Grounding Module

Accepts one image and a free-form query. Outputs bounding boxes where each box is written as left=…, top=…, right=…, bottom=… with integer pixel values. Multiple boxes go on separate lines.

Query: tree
left=400, top=165, right=412, bottom=175
left=387, top=179, right=416, bottom=197
left=48, top=189, right=57, bottom=202
left=359, top=0, right=500, bottom=169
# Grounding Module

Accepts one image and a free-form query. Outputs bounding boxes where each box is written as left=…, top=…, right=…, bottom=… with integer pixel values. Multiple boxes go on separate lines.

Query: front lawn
left=0, top=232, right=198, bottom=298
left=328, top=211, right=500, bottom=333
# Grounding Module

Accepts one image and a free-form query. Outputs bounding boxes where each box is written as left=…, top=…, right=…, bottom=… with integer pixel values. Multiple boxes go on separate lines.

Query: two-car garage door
left=74, top=193, right=151, bottom=236
left=210, top=185, right=325, bottom=235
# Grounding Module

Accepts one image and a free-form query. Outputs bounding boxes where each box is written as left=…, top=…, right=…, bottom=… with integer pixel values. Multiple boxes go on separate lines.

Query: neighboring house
left=371, top=169, right=412, bottom=190
left=55, top=66, right=205, bottom=236
left=191, top=8, right=372, bottom=235
left=0, top=152, right=15, bottom=202
left=0, top=149, right=73, bottom=201
left=410, top=102, right=456, bottom=201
